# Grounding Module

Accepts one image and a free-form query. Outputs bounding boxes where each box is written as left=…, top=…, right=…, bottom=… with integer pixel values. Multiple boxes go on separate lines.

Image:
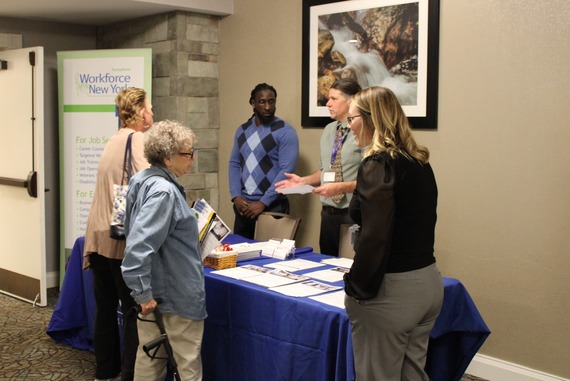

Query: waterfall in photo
left=329, top=26, right=417, bottom=106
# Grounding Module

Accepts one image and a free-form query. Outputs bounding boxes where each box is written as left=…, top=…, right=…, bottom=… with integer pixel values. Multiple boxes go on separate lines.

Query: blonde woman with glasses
left=344, top=86, right=444, bottom=381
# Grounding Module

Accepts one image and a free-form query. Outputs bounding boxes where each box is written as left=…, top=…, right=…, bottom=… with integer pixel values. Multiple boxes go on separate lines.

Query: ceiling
left=0, top=0, right=233, bottom=26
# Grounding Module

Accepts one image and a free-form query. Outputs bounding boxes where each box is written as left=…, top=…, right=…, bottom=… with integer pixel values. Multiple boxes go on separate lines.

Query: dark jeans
left=90, top=253, right=138, bottom=381
left=233, top=197, right=290, bottom=239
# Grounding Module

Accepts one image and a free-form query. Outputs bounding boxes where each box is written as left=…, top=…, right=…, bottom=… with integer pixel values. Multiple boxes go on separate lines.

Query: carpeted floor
left=0, top=289, right=488, bottom=381
left=0, top=289, right=95, bottom=380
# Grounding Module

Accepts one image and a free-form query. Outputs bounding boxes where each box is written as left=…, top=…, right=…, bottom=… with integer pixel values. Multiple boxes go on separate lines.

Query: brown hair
left=330, top=78, right=361, bottom=98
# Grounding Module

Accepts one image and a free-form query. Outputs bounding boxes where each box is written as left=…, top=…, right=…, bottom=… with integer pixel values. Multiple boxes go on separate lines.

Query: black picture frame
left=301, top=0, right=440, bottom=129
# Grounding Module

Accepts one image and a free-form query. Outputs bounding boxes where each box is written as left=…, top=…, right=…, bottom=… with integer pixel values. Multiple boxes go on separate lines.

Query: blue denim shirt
left=121, top=165, right=206, bottom=321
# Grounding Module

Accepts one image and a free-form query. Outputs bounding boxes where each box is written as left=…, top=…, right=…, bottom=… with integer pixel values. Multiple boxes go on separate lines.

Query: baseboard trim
left=0, top=267, right=40, bottom=302
left=467, top=354, right=568, bottom=381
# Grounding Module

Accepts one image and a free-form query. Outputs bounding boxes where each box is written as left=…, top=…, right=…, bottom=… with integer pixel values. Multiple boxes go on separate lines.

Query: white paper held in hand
left=277, top=184, right=315, bottom=195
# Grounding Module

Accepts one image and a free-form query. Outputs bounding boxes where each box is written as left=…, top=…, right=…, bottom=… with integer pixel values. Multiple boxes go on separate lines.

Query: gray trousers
left=345, top=263, right=443, bottom=381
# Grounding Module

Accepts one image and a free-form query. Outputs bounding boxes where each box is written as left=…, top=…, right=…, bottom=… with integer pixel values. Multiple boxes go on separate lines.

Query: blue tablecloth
left=426, top=278, right=491, bottom=381
left=47, top=235, right=490, bottom=381
left=47, top=236, right=94, bottom=351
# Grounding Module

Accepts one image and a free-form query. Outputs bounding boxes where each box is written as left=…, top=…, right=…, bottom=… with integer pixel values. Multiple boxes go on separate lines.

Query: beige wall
left=218, top=0, right=570, bottom=378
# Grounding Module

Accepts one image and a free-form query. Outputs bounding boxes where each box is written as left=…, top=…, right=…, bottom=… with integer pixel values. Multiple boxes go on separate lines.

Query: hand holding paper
left=277, top=184, right=315, bottom=195
left=275, top=172, right=315, bottom=195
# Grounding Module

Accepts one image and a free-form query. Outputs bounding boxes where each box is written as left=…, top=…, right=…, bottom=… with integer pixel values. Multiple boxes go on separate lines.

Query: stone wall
left=97, top=12, right=221, bottom=209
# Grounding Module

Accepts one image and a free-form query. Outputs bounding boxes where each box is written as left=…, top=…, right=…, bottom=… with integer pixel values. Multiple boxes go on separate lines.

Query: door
left=0, top=47, right=47, bottom=306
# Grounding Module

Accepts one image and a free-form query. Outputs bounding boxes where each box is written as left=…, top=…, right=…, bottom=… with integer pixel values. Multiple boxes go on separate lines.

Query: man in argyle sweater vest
left=229, top=83, right=299, bottom=239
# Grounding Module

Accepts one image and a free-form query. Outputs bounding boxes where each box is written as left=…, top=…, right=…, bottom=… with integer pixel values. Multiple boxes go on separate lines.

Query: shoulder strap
left=121, top=133, right=135, bottom=185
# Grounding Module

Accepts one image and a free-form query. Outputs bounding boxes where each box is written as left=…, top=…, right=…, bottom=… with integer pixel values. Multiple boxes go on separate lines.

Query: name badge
left=323, top=171, right=336, bottom=183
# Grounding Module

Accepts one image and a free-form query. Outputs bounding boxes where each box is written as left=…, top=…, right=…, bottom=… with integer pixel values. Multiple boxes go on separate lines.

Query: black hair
left=330, top=78, right=362, bottom=97
left=250, top=83, right=277, bottom=103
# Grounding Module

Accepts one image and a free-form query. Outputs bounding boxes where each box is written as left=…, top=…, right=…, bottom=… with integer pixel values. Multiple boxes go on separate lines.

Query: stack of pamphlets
left=228, top=242, right=265, bottom=261
left=227, top=239, right=298, bottom=262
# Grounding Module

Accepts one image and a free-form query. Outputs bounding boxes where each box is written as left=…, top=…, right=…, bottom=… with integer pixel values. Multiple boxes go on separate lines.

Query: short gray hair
left=144, top=120, right=196, bottom=166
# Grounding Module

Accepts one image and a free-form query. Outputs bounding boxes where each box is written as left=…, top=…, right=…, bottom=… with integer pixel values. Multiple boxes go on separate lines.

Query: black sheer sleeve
left=344, top=154, right=395, bottom=300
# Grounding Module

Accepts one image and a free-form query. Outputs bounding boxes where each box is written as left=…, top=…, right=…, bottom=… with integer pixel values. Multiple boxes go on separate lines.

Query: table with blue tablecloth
left=47, top=236, right=95, bottom=351
left=48, top=235, right=490, bottom=381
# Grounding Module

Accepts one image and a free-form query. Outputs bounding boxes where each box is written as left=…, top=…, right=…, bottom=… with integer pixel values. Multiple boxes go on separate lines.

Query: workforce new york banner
left=58, top=49, right=151, bottom=284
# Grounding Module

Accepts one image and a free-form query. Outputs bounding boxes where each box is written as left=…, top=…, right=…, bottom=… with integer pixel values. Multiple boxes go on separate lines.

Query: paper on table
left=265, top=258, right=325, bottom=271
left=277, top=184, right=315, bottom=195
left=309, top=290, right=346, bottom=309
left=243, top=269, right=309, bottom=288
left=211, top=265, right=269, bottom=280
left=321, top=257, right=354, bottom=269
left=269, top=280, right=341, bottom=297
left=304, top=267, right=348, bottom=283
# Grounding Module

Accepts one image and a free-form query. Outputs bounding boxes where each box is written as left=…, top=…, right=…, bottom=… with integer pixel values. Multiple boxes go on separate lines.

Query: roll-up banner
left=58, top=49, right=152, bottom=284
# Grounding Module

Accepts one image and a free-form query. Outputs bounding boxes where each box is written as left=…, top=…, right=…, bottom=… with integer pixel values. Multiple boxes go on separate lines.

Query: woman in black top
left=344, top=86, right=443, bottom=381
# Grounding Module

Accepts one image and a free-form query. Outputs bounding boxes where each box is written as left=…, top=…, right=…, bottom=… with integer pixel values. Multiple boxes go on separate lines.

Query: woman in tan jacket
left=83, top=87, right=152, bottom=381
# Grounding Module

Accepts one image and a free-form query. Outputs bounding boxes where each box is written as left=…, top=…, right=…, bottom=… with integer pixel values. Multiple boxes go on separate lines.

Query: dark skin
left=233, top=89, right=277, bottom=219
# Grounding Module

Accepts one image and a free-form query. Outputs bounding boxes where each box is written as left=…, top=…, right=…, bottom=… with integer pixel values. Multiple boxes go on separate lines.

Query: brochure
left=243, top=269, right=310, bottom=288
left=265, top=258, right=325, bottom=271
left=321, top=257, right=354, bottom=269
left=192, top=199, right=231, bottom=259
left=269, top=280, right=342, bottom=297
left=304, top=267, right=348, bottom=283
left=211, top=264, right=269, bottom=280
left=310, top=290, right=346, bottom=309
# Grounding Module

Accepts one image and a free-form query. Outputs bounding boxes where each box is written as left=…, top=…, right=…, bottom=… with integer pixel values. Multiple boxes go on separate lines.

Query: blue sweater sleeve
left=228, top=127, right=243, bottom=201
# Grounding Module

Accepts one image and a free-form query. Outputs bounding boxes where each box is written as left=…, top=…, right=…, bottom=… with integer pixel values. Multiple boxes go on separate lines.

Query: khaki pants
left=135, top=312, right=204, bottom=381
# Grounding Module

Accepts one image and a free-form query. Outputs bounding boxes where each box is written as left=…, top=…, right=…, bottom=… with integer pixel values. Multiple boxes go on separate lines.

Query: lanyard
left=330, top=127, right=349, bottom=166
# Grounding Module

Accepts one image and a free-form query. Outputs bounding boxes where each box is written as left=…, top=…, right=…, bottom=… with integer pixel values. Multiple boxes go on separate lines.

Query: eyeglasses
left=179, top=148, right=195, bottom=159
left=346, top=115, right=362, bottom=125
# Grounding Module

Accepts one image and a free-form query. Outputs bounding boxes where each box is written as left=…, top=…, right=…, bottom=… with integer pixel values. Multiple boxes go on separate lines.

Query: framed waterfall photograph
left=301, top=0, right=440, bottom=129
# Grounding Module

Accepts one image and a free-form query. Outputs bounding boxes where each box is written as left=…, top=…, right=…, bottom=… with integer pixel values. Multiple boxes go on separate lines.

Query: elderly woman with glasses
left=121, top=120, right=205, bottom=381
